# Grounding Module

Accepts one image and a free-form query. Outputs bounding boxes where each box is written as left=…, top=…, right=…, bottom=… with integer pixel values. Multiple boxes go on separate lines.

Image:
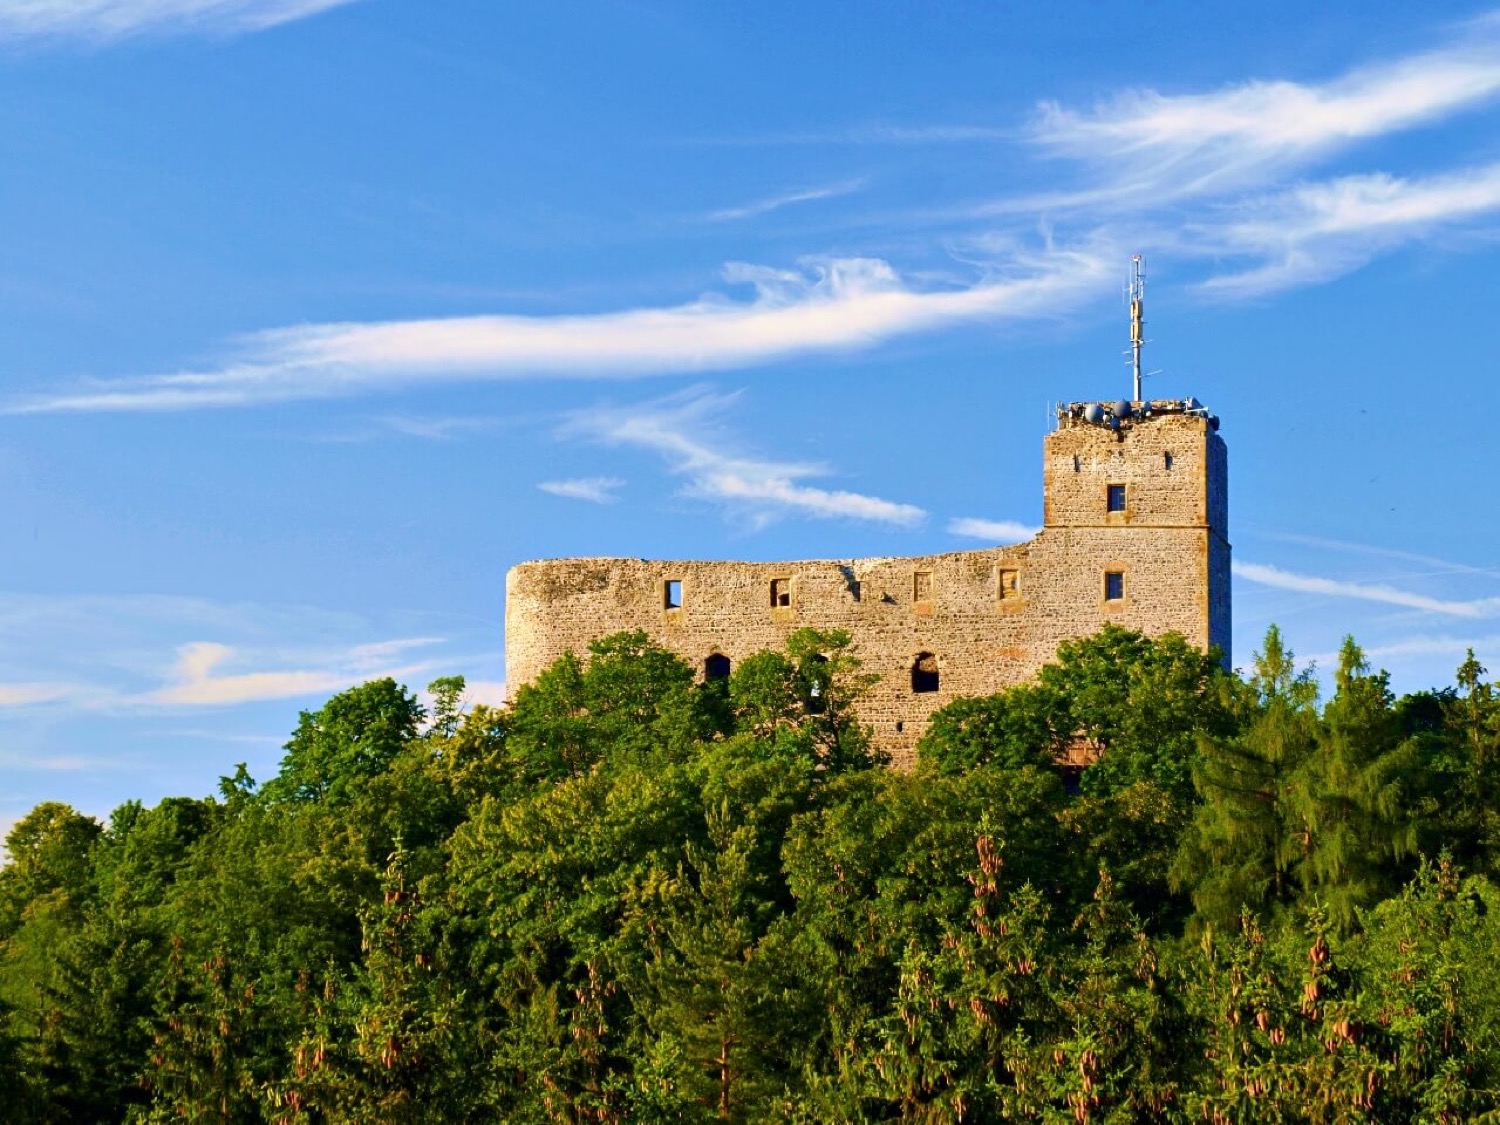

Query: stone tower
left=505, top=399, right=1229, bottom=767
left=1043, top=400, right=1230, bottom=660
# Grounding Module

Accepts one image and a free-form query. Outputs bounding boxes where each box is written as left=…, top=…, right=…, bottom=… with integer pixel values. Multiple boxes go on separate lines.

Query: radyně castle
left=505, top=398, right=1229, bottom=768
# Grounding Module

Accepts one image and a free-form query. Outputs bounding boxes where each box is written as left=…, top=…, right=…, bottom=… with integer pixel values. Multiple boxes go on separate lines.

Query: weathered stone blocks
left=506, top=406, right=1230, bottom=768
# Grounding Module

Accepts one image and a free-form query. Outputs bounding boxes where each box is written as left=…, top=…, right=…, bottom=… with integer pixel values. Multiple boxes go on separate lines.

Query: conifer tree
left=1292, top=637, right=1420, bottom=931
left=1443, top=651, right=1500, bottom=874
left=1173, top=624, right=1320, bottom=930
left=136, top=941, right=262, bottom=1123
left=637, top=815, right=788, bottom=1122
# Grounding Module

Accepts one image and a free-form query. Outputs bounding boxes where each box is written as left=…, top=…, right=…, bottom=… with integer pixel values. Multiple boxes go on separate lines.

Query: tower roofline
left=1056, top=397, right=1220, bottom=432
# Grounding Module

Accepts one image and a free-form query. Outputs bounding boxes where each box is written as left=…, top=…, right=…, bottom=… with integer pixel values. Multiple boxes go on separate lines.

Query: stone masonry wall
left=505, top=409, right=1229, bottom=768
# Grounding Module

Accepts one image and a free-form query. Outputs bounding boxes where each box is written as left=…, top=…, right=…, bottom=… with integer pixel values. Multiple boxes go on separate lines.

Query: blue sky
left=5, top=0, right=1500, bottom=833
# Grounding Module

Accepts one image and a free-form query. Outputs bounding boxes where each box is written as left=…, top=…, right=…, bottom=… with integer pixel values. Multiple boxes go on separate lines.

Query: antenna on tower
left=1129, top=254, right=1145, bottom=403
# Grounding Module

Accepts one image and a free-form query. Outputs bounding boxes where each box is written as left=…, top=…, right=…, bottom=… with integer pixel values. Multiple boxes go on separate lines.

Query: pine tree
left=1292, top=638, right=1420, bottom=931
left=137, top=940, right=262, bottom=1123
left=1173, top=625, right=1320, bottom=930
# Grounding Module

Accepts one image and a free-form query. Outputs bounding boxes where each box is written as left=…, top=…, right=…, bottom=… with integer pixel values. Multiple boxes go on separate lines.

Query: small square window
left=997, top=568, right=1020, bottom=601
left=913, top=571, right=933, bottom=603
left=664, top=579, right=682, bottom=610
left=1104, top=571, right=1125, bottom=601
left=770, top=578, right=792, bottom=608
left=1107, top=483, right=1126, bottom=513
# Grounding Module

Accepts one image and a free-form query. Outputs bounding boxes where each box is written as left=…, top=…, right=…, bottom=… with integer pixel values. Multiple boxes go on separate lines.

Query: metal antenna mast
left=1129, top=254, right=1145, bottom=403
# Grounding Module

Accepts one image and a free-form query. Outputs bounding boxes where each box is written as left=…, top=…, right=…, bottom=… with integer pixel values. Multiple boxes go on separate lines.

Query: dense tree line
left=4, top=623, right=1500, bottom=1121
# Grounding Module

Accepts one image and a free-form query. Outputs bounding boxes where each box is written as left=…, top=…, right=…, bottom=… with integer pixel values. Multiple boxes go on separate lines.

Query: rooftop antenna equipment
left=1129, top=254, right=1145, bottom=403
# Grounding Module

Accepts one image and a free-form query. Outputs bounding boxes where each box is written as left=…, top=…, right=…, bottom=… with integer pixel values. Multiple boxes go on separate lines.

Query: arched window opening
left=911, top=653, right=940, bottom=694
left=704, top=653, right=731, bottom=682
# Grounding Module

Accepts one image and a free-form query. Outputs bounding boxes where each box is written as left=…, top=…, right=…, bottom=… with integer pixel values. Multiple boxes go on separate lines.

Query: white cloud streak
left=946, top=517, right=1039, bottom=543
left=144, top=636, right=448, bottom=707
left=0, top=682, right=85, bottom=707
left=707, top=179, right=867, bottom=221
left=1248, top=528, right=1500, bottom=579
left=1234, top=559, right=1500, bottom=619
left=568, top=390, right=926, bottom=528
left=146, top=641, right=353, bottom=706
left=0, top=593, right=495, bottom=716
left=538, top=477, right=625, bottom=504
left=1033, top=33, right=1500, bottom=204
left=0, top=0, right=356, bottom=41
left=8, top=252, right=1110, bottom=414
left=1197, top=164, right=1500, bottom=296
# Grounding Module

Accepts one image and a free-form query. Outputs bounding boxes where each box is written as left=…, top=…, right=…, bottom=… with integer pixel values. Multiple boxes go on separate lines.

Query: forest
left=3, top=623, right=1500, bottom=1122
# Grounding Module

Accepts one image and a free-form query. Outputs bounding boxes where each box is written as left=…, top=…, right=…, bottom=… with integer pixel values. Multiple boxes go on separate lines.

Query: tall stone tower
left=1043, top=400, right=1230, bottom=661
left=505, top=397, right=1230, bottom=767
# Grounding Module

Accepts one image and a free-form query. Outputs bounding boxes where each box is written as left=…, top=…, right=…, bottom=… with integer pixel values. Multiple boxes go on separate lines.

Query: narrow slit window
left=1164, top=451, right=1174, bottom=471
left=911, top=653, right=940, bottom=694
left=704, top=653, right=731, bottom=681
left=1072, top=454, right=1081, bottom=472
left=913, top=570, right=933, bottom=604
left=1107, top=483, right=1127, bottom=513
left=664, top=579, right=683, bottom=610
left=770, top=578, right=792, bottom=608
left=1104, top=571, right=1125, bottom=601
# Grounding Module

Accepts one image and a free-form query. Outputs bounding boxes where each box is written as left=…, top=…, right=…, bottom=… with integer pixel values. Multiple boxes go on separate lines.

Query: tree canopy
left=4, top=625, right=1500, bottom=1121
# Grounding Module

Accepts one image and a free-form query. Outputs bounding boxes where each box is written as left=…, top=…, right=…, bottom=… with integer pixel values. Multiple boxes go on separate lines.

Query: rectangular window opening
left=997, top=568, right=1020, bottom=601
left=1107, top=483, right=1127, bottom=513
left=770, top=578, right=792, bottom=608
left=664, top=579, right=683, bottom=610
left=1164, top=451, right=1174, bottom=471
left=1104, top=571, right=1125, bottom=601
left=913, top=570, right=933, bottom=604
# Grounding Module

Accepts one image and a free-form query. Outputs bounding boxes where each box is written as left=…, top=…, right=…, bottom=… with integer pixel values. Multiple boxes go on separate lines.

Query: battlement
left=505, top=402, right=1230, bottom=767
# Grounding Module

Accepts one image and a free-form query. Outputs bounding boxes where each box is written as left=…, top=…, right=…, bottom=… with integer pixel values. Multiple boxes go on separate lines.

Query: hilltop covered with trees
left=4, top=624, right=1500, bottom=1121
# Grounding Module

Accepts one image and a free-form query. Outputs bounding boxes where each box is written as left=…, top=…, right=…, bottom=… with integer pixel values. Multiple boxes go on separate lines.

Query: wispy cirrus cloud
left=538, top=477, right=625, bottom=504
left=0, top=0, right=357, bottom=41
left=0, top=593, right=496, bottom=715
left=706, top=178, right=868, bottom=221
left=147, top=641, right=373, bottom=706
left=8, top=251, right=1109, bottom=414
left=0, top=681, right=86, bottom=707
left=1248, top=528, right=1500, bottom=580
left=1032, top=29, right=1500, bottom=204
left=946, top=517, right=1039, bottom=543
left=1233, top=559, right=1500, bottom=619
left=145, top=635, right=448, bottom=707
left=14, top=14, right=1500, bottom=420
left=997, top=21, right=1500, bottom=293
left=567, top=389, right=925, bottom=529
left=1197, top=163, right=1500, bottom=296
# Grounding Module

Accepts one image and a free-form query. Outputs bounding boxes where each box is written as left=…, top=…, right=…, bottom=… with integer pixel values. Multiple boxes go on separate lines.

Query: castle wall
left=505, top=409, right=1229, bottom=768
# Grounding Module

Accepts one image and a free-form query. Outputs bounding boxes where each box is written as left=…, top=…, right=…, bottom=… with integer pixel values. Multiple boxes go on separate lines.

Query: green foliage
left=5, top=624, right=1500, bottom=1119
left=1042, top=624, right=1237, bottom=803
left=915, top=685, right=1058, bottom=774
left=1174, top=624, right=1323, bottom=930
left=263, top=678, right=425, bottom=806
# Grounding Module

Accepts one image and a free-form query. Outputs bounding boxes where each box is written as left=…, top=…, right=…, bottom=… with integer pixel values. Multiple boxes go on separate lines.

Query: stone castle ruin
left=505, top=396, right=1230, bottom=768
